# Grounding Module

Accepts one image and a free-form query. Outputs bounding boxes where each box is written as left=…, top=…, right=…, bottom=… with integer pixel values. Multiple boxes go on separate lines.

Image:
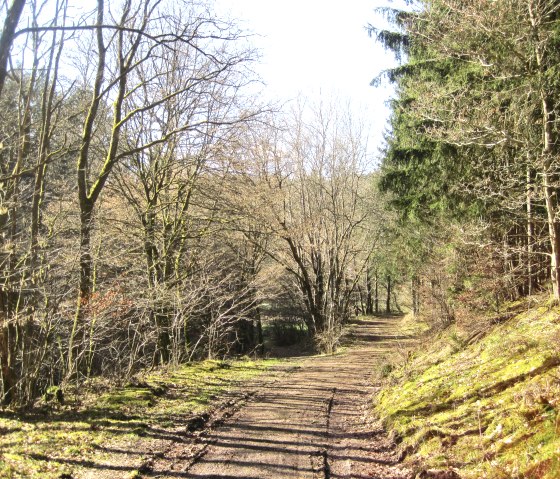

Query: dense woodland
left=373, top=0, right=560, bottom=310
left=1, top=0, right=559, bottom=410
left=0, top=0, right=395, bottom=407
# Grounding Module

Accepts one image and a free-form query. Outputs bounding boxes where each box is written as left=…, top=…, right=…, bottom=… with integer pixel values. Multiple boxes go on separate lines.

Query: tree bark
left=525, top=167, right=535, bottom=295
left=0, top=0, right=26, bottom=97
left=374, top=270, right=379, bottom=314
left=386, top=275, right=391, bottom=314
left=67, top=202, right=94, bottom=374
left=412, top=275, right=420, bottom=316
left=0, top=320, right=17, bottom=405
left=0, top=291, right=18, bottom=404
left=543, top=172, right=560, bottom=299
left=528, top=0, right=560, bottom=300
left=540, top=94, right=560, bottom=299
left=365, top=269, right=374, bottom=315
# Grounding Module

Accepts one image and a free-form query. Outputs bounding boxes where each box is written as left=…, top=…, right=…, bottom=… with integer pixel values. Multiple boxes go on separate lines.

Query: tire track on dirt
left=150, top=316, right=413, bottom=479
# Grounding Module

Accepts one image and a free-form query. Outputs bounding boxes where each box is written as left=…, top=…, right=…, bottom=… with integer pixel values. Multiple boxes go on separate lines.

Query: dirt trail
left=151, top=316, right=413, bottom=479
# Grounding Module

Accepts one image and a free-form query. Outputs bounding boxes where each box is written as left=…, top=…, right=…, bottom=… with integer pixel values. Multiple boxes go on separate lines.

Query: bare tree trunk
left=0, top=322, right=17, bottom=405
left=528, top=0, right=560, bottom=300
left=540, top=95, right=560, bottom=299
left=412, top=275, right=420, bottom=316
left=365, top=269, right=374, bottom=315
left=71, top=2, right=106, bottom=369
left=67, top=203, right=93, bottom=375
left=154, top=310, right=171, bottom=364
left=255, top=310, right=264, bottom=355
left=31, top=4, right=66, bottom=265
left=392, top=291, right=402, bottom=313
left=374, top=269, right=379, bottom=314
left=386, top=275, right=391, bottom=314
left=526, top=168, right=534, bottom=295
left=543, top=173, right=560, bottom=299
left=0, top=0, right=26, bottom=97
left=356, top=283, right=365, bottom=315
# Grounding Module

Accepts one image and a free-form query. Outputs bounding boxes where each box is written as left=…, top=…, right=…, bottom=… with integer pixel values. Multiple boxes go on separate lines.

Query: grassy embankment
left=0, top=358, right=280, bottom=478
left=376, top=299, right=560, bottom=478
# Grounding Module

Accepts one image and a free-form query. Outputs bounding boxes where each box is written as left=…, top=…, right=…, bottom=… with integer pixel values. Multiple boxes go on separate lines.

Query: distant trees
left=373, top=0, right=560, bottom=312
left=232, top=104, right=382, bottom=352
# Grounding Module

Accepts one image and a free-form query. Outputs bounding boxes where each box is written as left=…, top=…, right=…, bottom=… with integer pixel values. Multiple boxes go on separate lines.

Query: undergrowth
left=375, top=299, right=560, bottom=479
left=0, top=358, right=280, bottom=478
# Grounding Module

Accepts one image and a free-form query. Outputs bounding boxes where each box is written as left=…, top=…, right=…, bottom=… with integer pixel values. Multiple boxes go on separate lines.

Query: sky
left=12, top=0, right=398, bottom=159
left=213, top=0, right=398, bottom=159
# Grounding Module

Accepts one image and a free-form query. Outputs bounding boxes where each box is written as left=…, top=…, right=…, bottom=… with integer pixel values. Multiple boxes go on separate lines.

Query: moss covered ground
left=375, top=300, right=560, bottom=478
left=0, top=358, right=280, bottom=478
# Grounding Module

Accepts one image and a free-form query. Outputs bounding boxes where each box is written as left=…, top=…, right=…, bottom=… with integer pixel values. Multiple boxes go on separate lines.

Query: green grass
left=375, top=300, right=560, bottom=478
left=0, top=358, right=281, bottom=478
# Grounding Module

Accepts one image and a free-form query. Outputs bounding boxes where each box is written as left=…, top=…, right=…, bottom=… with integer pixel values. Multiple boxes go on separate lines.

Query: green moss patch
left=0, top=358, right=280, bottom=478
left=375, top=302, right=560, bottom=478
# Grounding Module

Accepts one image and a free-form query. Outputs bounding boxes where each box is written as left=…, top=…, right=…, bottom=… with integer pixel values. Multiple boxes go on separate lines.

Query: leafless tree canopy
left=0, top=1, right=382, bottom=406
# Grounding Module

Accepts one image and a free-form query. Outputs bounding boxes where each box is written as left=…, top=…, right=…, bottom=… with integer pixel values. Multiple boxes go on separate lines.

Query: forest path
left=152, top=316, right=413, bottom=479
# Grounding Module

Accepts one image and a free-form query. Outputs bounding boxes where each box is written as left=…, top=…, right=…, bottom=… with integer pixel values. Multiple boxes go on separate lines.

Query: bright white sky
left=14, top=0, right=397, bottom=159
left=213, top=0, right=398, bottom=159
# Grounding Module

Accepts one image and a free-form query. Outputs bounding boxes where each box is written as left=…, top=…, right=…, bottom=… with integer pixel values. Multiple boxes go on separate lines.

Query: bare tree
left=68, top=0, right=257, bottom=375
left=0, top=0, right=263, bottom=404
left=0, top=0, right=70, bottom=405
left=233, top=103, right=380, bottom=352
left=0, top=0, right=26, bottom=96
left=109, top=8, right=257, bottom=365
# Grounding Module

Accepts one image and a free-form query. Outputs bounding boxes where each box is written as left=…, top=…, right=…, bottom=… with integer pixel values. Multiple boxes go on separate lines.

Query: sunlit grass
left=375, top=300, right=560, bottom=478
left=0, top=358, right=281, bottom=478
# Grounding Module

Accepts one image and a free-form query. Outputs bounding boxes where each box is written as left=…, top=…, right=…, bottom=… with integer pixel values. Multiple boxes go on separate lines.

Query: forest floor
left=5, top=302, right=557, bottom=479
left=0, top=315, right=417, bottom=479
